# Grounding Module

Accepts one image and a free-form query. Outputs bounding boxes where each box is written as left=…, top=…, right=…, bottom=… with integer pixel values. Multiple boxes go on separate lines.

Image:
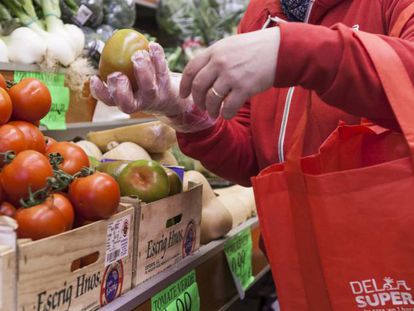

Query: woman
left=91, top=0, right=414, bottom=187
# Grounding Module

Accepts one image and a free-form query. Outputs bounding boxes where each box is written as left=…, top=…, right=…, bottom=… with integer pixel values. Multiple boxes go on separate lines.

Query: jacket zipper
left=271, top=0, right=315, bottom=162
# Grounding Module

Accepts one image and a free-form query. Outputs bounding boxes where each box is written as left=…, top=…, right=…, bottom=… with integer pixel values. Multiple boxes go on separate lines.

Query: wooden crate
left=123, top=183, right=202, bottom=286
left=0, top=207, right=135, bottom=311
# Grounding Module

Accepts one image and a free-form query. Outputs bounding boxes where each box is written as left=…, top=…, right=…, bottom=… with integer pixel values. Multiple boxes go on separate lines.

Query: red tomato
left=0, top=88, right=12, bottom=125
left=47, top=142, right=89, bottom=175
left=52, top=193, right=74, bottom=230
left=9, top=78, right=52, bottom=122
left=69, top=172, right=120, bottom=221
left=15, top=197, right=67, bottom=240
left=0, top=202, right=16, bottom=218
left=44, top=136, right=57, bottom=152
left=8, top=121, right=46, bottom=153
left=0, top=124, right=27, bottom=167
left=1, top=150, right=54, bottom=206
left=0, top=74, right=6, bottom=89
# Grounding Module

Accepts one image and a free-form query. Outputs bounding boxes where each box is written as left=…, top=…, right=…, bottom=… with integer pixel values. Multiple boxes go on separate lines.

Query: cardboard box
left=124, top=183, right=202, bottom=286
left=0, top=207, right=134, bottom=311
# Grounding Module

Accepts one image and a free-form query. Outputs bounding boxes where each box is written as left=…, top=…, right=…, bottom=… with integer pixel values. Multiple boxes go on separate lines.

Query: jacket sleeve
left=274, top=0, right=414, bottom=130
left=176, top=103, right=259, bottom=187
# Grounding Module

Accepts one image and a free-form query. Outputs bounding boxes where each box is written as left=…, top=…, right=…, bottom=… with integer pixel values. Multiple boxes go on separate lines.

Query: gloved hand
left=90, top=42, right=216, bottom=133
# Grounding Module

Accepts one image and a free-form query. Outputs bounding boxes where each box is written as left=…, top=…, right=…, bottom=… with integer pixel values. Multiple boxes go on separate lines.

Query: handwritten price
left=164, top=291, right=193, bottom=311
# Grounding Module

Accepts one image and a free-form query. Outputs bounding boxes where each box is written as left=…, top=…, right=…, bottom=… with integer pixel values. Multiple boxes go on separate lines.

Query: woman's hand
left=179, top=27, right=281, bottom=119
left=91, top=42, right=189, bottom=116
left=90, top=42, right=215, bottom=133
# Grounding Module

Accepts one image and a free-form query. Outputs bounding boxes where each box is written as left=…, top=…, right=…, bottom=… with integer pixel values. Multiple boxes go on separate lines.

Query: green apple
left=97, top=160, right=130, bottom=181
left=164, top=167, right=183, bottom=196
left=118, top=160, right=170, bottom=203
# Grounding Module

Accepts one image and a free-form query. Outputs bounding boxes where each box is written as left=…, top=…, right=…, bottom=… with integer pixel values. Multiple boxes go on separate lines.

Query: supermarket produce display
left=0, top=1, right=266, bottom=310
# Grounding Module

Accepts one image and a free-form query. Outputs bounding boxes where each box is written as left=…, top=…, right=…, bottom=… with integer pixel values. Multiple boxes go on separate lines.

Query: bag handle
left=389, top=2, right=414, bottom=37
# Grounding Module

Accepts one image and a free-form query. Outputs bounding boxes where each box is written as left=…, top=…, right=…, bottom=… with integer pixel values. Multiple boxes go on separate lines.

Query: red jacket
left=177, top=0, right=414, bottom=186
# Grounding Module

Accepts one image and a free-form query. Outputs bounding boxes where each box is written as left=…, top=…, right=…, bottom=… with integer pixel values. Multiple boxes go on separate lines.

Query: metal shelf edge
left=100, top=217, right=260, bottom=311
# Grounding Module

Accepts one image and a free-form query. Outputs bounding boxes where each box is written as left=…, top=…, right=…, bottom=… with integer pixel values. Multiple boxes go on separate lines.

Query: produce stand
left=0, top=1, right=270, bottom=310
left=100, top=217, right=268, bottom=311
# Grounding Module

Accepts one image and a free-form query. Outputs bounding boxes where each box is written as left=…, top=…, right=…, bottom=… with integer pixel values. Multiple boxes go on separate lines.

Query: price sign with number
left=151, top=270, right=200, bottom=311
left=224, top=228, right=255, bottom=299
left=13, top=71, right=69, bottom=130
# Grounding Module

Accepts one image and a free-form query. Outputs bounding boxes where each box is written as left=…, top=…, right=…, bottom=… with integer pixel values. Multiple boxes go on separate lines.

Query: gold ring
left=211, top=87, right=225, bottom=99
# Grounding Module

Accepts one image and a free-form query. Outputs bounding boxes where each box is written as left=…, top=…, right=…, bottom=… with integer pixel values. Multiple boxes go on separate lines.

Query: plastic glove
left=90, top=42, right=216, bottom=133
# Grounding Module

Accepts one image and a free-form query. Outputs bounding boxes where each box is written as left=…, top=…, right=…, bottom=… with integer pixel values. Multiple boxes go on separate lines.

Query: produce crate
left=123, top=183, right=202, bottom=286
left=0, top=207, right=135, bottom=311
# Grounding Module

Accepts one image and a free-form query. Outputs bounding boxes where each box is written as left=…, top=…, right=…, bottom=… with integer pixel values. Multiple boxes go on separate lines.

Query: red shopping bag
left=252, top=28, right=414, bottom=311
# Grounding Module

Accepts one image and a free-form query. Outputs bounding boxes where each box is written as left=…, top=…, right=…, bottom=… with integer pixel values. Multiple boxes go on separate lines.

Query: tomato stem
left=51, top=170, right=73, bottom=192
left=48, top=152, right=64, bottom=170
left=73, top=167, right=95, bottom=178
left=20, top=185, right=51, bottom=208
left=6, top=80, right=15, bottom=89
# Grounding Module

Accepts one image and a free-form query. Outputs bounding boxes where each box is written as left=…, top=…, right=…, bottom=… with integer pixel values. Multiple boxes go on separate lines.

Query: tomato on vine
left=8, top=121, right=46, bottom=153
left=9, top=78, right=52, bottom=122
left=1, top=150, right=54, bottom=206
left=0, top=124, right=27, bottom=166
left=15, top=197, right=67, bottom=240
left=47, top=142, right=90, bottom=175
left=52, top=193, right=75, bottom=230
left=0, top=88, right=12, bottom=125
left=69, top=170, right=120, bottom=221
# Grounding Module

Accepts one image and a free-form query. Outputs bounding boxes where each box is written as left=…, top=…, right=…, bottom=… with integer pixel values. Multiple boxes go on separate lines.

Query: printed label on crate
left=151, top=270, right=200, bottom=311
left=144, top=219, right=197, bottom=276
left=224, top=228, right=255, bottom=299
left=72, top=4, right=93, bottom=26
left=105, top=215, right=131, bottom=267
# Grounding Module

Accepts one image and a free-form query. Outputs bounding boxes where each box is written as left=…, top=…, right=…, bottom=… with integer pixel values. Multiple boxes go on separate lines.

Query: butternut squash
left=87, top=121, right=177, bottom=153
left=183, top=171, right=232, bottom=244
left=215, top=185, right=256, bottom=228
left=150, top=150, right=179, bottom=166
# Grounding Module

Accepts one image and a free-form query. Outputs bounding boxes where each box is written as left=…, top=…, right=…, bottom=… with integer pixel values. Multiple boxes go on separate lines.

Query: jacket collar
left=265, top=0, right=346, bottom=23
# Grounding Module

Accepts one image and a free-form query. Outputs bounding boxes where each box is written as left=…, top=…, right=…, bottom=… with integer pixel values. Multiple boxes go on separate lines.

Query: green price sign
left=14, top=71, right=69, bottom=130
left=151, top=270, right=200, bottom=311
left=14, top=71, right=65, bottom=86
left=224, top=228, right=255, bottom=299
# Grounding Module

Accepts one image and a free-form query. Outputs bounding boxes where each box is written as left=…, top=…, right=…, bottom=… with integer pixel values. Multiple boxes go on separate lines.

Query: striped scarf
left=280, top=0, right=311, bottom=21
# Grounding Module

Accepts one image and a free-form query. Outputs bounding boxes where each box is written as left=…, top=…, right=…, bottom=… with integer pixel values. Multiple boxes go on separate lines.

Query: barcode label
left=72, top=5, right=93, bottom=26
left=106, top=249, right=120, bottom=263
left=105, top=215, right=131, bottom=267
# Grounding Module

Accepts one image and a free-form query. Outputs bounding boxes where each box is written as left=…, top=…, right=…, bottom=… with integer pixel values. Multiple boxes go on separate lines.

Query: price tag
left=151, top=270, right=200, bottom=311
left=72, top=4, right=93, bottom=26
left=224, top=228, right=255, bottom=299
left=14, top=71, right=65, bottom=86
left=40, top=86, right=70, bottom=130
left=105, top=215, right=132, bottom=267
